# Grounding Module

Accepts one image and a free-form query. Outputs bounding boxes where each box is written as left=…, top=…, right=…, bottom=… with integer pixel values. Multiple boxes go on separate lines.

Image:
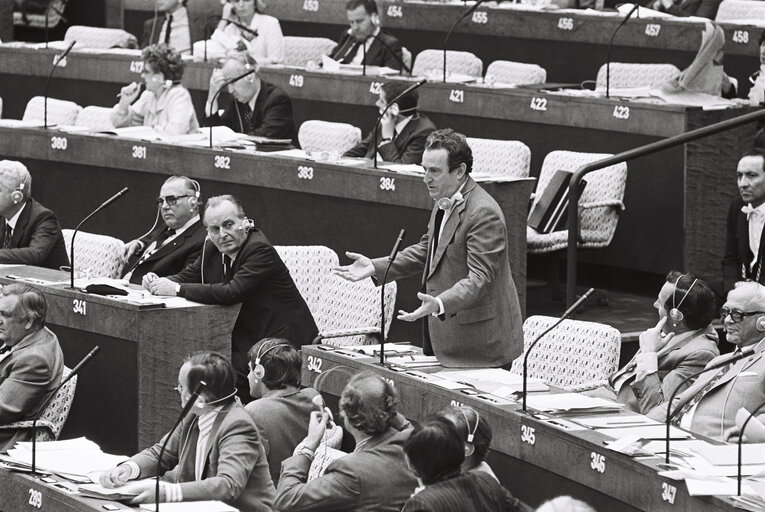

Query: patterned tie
left=164, top=14, right=173, bottom=44
left=223, top=255, right=232, bottom=278
left=429, top=208, right=446, bottom=272
left=155, top=228, right=176, bottom=248
left=242, top=103, right=255, bottom=135
left=671, top=362, right=733, bottom=426
left=341, top=40, right=362, bottom=64
left=3, top=223, right=12, bottom=250
left=0, top=345, right=10, bottom=355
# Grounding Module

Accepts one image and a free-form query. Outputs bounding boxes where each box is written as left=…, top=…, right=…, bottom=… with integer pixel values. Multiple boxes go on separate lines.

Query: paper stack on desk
left=525, top=393, right=622, bottom=414
left=435, top=368, right=549, bottom=395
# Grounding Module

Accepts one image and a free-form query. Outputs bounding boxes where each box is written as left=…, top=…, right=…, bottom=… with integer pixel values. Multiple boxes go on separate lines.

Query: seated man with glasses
left=122, top=176, right=206, bottom=285
left=652, top=280, right=765, bottom=442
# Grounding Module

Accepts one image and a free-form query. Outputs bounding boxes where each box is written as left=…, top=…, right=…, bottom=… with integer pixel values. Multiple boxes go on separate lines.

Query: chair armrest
left=580, top=200, right=625, bottom=213
left=564, top=379, right=609, bottom=393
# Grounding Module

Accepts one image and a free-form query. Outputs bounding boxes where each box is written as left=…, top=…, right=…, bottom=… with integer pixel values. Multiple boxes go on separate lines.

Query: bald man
left=0, top=160, right=68, bottom=269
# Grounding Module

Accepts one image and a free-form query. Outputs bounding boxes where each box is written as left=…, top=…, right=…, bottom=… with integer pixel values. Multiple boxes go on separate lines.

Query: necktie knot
left=0, top=345, right=10, bottom=355
left=742, top=204, right=762, bottom=220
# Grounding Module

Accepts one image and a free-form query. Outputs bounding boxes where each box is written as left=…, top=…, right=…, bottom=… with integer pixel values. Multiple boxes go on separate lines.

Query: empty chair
left=527, top=150, right=627, bottom=254
left=14, top=0, right=67, bottom=28
left=596, top=63, right=681, bottom=90
left=282, top=36, right=337, bottom=67
left=23, top=96, right=82, bottom=126
left=298, top=120, right=362, bottom=155
left=63, top=25, right=137, bottom=49
left=412, top=49, right=483, bottom=79
left=466, top=137, right=531, bottom=178
left=62, top=229, right=125, bottom=279
left=75, top=106, right=116, bottom=131
left=0, top=367, right=76, bottom=442
left=716, top=0, right=765, bottom=21
left=510, top=316, right=621, bottom=390
left=485, top=60, right=547, bottom=85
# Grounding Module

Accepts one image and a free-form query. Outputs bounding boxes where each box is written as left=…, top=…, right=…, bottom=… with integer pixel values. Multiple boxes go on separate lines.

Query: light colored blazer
left=613, top=327, right=719, bottom=417
left=372, top=177, right=524, bottom=367
left=0, top=327, right=64, bottom=450
left=651, top=344, right=765, bottom=442
left=131, top=402, right=275, bottom=512
left=111, top=84, right=200, bottom=136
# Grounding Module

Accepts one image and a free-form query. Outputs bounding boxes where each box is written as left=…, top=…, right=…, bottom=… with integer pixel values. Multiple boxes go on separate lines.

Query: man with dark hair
left=439, top=405, right=496, bottom=480
left=344, top=81, right=436, bottom=164
left=206, top=52, right=298, bottom=144
left=144, top=195, right=318, bottom=402
left=0, top=160, right=69, bottom=270
left=0, top=284, right=63, bottom=450
left=141, top=0, right=197, bottom=54
left=245, top=338, right=321, bottom=484
left=275, top=371, right=418, bottom=511
left=334, top=128, right=524, bottom=368
left=329, top=0, right=404, bottom=70
left=100, top=351, right=275, bottom=511
left=123, top=176, right=205, bottom=285
left=723, top=153, right=765, bottom=293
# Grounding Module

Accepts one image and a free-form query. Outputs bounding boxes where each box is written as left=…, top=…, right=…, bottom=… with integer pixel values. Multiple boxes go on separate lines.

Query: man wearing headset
left=329, top=0, right=404, bottom=71
left=144, top=195, right=318, bottom=402
left=275, top=372, right=418, bottom=511
left=205, top=52, right=297, bottom=144
left=122, top=176, right=206, bottom=285
left=344, top=81, right=436, bottom=164
left=655, top=281, right=765, bottom=442
left=0, top=160, right=68, bottom=270
left=333, top=129, right=524, bottom=368
left=99, top=352, right=275, bottom=511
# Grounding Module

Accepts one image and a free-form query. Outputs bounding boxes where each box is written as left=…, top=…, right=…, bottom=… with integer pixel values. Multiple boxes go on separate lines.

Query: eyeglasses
left=720, top=307, right=765, bottom=323
left=156, top=195, right=192, bottom=207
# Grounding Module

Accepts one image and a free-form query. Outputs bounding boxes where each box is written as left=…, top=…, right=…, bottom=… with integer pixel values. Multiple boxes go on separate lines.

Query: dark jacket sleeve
left=256, top=91, right=296, bottom=140
left=377, top=131, right=429, bottom=164
left=666, top=0, right=721, bottom=18
left=0, top=210, right=64, bottom=266
left=344, top=132, right=371, bottom=158
left=205, top=97, right=238, bottom=132
left=722, top=199, right=742, bottom=294
left=378, top=34, right=404, bottom=71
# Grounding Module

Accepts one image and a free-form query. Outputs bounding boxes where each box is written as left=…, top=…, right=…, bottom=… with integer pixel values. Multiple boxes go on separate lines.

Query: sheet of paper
left=690, top=443, right=765, bottom=466
left=685, top=478, right=755, bottom=496
left=385, top=355, right=440, bottom=367
left=574, top=415, right=660, bottom=429
left=322, top=55, right=340, bottom=72
left=342, top=344, right=418, bottom=356
left=525, top=393, right=622, bottom=412
left=139, top=501, right=238, bottom=511
left=596, top=424, right=692, bottom=440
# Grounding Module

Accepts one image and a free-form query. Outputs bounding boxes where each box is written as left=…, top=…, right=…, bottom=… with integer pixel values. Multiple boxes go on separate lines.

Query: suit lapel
left=252, top=83, right=270, bottom=132
left=428, top=180, right=476, bottom=278
left=11, top=202, right=32, bottom=247
left=707, top=351, right=764, bottom=392
left=198, top=406, right=230, bottom=477
left=423, top=207, right=438, bottom=286
left=739, top=208, right=752, bottom=272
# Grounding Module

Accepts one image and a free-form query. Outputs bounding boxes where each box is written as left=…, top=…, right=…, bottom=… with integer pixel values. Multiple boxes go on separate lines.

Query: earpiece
left=242, top=217, right=255, bottom=233
left=437, top=190, right=464, bottom=211
left=757, top=317, right=765, bottom=332
left=669, top=274, right=698, bottom=325
left=371, top=13, right=380, bottom=25
left=251, top=342, right=291, bottom=380
left=10, top=174, right=26, bottom=205
left=458, top=407, right=479, bottom=444
left=164, top=79, right=173, bottom=88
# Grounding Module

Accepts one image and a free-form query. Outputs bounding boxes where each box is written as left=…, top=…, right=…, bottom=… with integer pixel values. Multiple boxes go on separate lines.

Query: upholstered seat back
left=596, top=63, right=680, bottom=90
left=23, top=96, right=82, bottom=126
left=485, top=60, right=547, bottom=85
left=298, top=120, right=362, bottom=155
left=76, top=106, right=116, bottom=131
left=716, top=0, right=765, bottom=22
left=62, top=229, right=126, bottom=279
left=283, top=36, right=337, bottom=67
left=467, top=137, right=531, bottom=178
left=412, top=49, right=483, bottom=78
left=64, top=25, right=138, bottom=48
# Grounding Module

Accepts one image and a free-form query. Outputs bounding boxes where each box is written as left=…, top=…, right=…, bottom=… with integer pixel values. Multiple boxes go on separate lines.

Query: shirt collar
left=7, top=202, right=26, bottom=229
left=174, top=214, right=199, bottom=237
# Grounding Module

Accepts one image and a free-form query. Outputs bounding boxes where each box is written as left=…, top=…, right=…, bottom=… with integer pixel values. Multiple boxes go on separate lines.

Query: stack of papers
left=435, top=368, right=549, bottom=395
left=341, top=343, right=418, bottom=356
left=525, top=393, right=622, bottom=414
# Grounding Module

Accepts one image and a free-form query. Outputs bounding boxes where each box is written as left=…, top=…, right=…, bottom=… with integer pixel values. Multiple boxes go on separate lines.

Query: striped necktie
left=3, top=223, right=12, bottom=250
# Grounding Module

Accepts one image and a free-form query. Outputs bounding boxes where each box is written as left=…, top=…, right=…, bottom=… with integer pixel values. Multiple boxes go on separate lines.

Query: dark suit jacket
left=140, top=8, right=202, bottom=49
left=371, top=177, right=524, bottom=368
left=131, top=402, right=275, bottom=512
left=402, top=471, right=529, bottom=512
left=663, top=0, right=722, bottom=18
left=206, top=81, right=298, bottom=145
left=344, top=113, right=436, bottom=164
left=0, top=327, right=64, bottom=451
left=721, top=197, right=765, bottom=294
left=329, top=30, right=404, bottom=71
left=0, top=199, right=69, bottom=270
left=169, top=229, right=318, bottom=393
left=275, top=427, right=418, bottom=511
left=123, top=219, right=206, bottom=285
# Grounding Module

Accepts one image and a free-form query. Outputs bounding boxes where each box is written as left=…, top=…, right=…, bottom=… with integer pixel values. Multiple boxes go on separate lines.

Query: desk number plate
left=521, top=424, right=536, bottom=445
left=662, top=482, right=676, bottom=504
left=73, top=299, right=86, bottom=316
left=590, top=452, right=606, bottom=473
left=307, top=355, right=322, bottom=373
left=50, top=136, right=67, bottom=151
left=28, top=488, right=43, bottom=508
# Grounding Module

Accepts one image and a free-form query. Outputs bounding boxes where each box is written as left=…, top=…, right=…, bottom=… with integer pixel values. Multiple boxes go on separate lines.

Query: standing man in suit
left=143, top=195, right=317, bottom=402
left=722, top=153, right=765, bottom=294
left=0, top=160, right=68, bottom=270
left=344, top=80, right=436, bottom=164
left=141, top=0, right=194, bottom=54
left=655, top=281, right=765, bottom=442
left=333, top=129, right=524, bottom=368
left=329, top=0, right=405, bottom=71
left=206, top=52, right=298, bottom=144
left=275, top=372, right=418, bottom=511
left=122, top=176, right=205, bottom=285
left=0, top=284, right=64, bottom=451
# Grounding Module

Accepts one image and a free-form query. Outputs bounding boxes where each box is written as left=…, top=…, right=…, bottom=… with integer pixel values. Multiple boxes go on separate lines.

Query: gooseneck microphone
left=605, top=3, right=639, bottom=99
left=664, top=345, right=756, bottom=464
left=31, top=346, right=100, bottom=475
left=207, top=68, right=257, bottom=148
left=155, top=380, right=206, bottom=512
left=442, top=0, right=489, bottom=83
left=521, top=288, right=595, bottom=412
left=379, top=229, right=406, bottom=366
left=738, top=401, right=765, bottom=495
left=43, top=40, right=76, bottom=129
left=372, top=79, right=427, bottom=168
left=70, top=187, right=129, bottom=289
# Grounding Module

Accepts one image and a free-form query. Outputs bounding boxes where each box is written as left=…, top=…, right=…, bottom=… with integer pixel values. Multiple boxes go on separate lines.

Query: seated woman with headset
left=111, top=43, right=199, bottom=136
left=586, top=271, right=720, bottom=417
left=205, top=0, right=284, bottom=64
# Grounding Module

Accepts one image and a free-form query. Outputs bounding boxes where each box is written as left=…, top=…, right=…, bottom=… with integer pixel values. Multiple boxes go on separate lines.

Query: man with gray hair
left=654, top=281, right=765, bottom=442
left=0, top=283, right=64, bottom=450
left=0, top=160, right=68, bottom=270
left=122, top=175, right=205, bottom=285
